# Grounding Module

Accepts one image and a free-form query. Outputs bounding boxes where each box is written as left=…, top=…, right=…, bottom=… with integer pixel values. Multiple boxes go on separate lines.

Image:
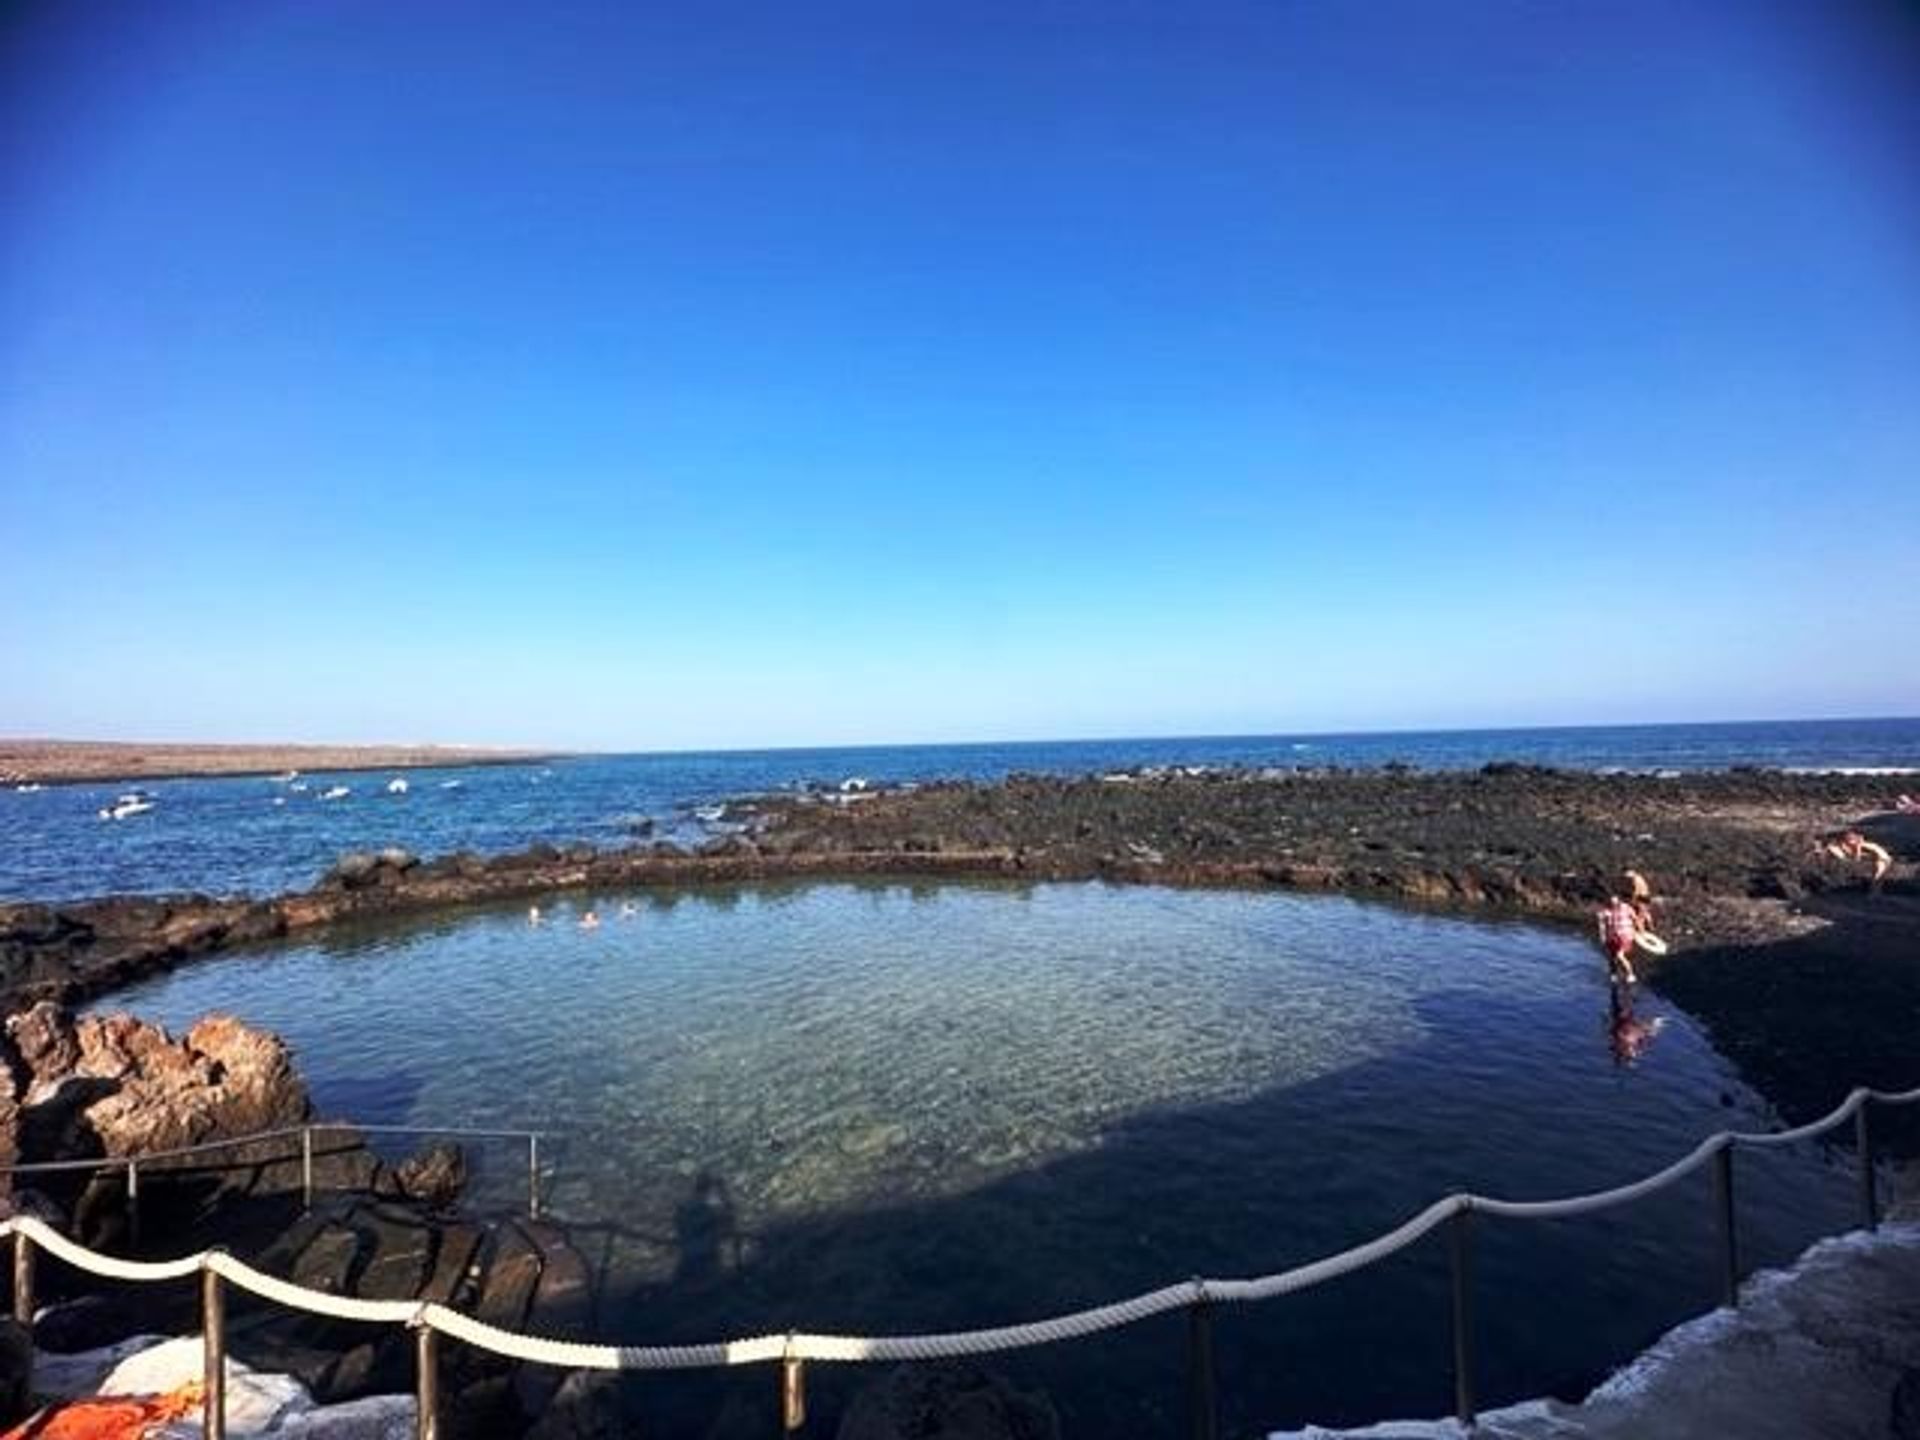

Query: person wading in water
left=1597, top=891, right=1642, bottom=986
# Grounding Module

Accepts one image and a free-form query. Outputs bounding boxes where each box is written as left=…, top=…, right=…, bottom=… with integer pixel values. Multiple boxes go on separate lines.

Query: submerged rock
left=523, top=1370, right=625, bottom=1439
left=388, top=1141, right=466, bottom=1211
left=836, top=1362, right=1059, bottom=1440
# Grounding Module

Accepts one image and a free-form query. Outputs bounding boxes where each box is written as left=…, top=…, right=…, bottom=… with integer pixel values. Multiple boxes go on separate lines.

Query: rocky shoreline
left=3, top=765, right=1916, bottom=1135
left=1, top=765, right=1917, bottom=1434
left=0, top=1002, right=605, bottom=1436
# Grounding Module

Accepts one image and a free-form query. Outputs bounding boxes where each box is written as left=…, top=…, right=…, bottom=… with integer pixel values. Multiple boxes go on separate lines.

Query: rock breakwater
left=0, top=767, right=1906, bottom=1015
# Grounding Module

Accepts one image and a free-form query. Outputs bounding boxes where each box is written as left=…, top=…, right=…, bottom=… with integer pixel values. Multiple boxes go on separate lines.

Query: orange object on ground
left=1, top=1381, right=204, bottom=1439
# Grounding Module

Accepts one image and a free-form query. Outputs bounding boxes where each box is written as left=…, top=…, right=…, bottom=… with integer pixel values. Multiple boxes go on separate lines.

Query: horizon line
left=7, top=712, right=1917, bottom=762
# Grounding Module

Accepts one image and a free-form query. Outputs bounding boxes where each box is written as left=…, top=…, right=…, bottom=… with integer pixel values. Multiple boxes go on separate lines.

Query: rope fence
left=5, top=1084, right=1917, bottom=1439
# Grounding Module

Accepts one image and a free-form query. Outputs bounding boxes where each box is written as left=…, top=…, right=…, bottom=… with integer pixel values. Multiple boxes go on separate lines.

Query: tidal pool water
left=104, top=882, right=1858, bottom=1436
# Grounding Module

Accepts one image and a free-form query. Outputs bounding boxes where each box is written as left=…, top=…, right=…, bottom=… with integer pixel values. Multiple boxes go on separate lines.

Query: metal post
left=9, top=1232, right=30, bottom=1400
left=301, top=1126, right=314, bottom=1211
left=1712, top=1143, right=1739, bottom=1308
left=1856, top=1102, right=1878, bottom=1232
left=1448, top=1207, right=1476, bottom=1428
left=781, top=1353, right=806, bottom=1434
left=1187, top=1298, right=1218, bottom=1440
left=202, top=1262, right=227, bottom=1440
left=414, top=1322, right=441, bottom=1440
left=528, top=1133, right=540, bottom=1220
left=12, top=1231, right=34, bottom=1328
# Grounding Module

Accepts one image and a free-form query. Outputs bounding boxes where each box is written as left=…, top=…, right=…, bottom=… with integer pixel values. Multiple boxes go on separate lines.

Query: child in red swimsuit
left=1597, top=894, right=1640, bottom=985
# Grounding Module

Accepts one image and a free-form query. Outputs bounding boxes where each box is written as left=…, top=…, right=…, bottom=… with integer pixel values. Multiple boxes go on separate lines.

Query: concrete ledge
left=1273, top=1222, right=1920, bottom=1439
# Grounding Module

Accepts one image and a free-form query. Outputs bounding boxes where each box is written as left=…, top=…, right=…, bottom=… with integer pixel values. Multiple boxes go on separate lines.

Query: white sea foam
left=1780, top=766, right=1919, bottom=776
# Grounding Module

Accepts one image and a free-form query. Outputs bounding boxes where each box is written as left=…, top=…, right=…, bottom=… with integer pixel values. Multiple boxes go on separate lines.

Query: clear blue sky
left=4, top=2, right=1918, bottom=750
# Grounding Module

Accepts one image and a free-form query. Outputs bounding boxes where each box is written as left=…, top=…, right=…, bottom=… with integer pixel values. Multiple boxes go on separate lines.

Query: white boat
left=386, top=777, right=409, bottom=795
left=439, top=779, right=463, bottom=790
left=319, top=785, right=351, bottom=801
left=693, top=803, right=727, bottom=822
left=289, top=781, right=309, bottom=793
left=13, top=783, right=43, bottom=794
left=274, top=770, right=300, bottom=784
left=98, top=793, right=154, bottom=820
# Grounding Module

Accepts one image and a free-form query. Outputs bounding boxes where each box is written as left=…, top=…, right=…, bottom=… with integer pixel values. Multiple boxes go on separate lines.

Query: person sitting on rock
left=1622, top=867, right=1657, bottom=930
left=1597, top=892, right=1641, bottom=986
left=1819, top=830, right=1892, bottom=890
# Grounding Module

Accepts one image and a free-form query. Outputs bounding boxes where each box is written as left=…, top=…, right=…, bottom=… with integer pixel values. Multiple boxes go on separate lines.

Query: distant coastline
left=0, top=738, right=559, bottom=786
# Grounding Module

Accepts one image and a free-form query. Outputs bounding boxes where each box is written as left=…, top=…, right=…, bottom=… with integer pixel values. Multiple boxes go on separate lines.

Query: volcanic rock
left=0, top=1319, right=28, bottom=1427
left=7, top=1000, right=80, bottom=1090
left=389, top=1142, right=467, bottom=1212
left=1, top=1005, right=308, bottom=1186
left=524, top=1371, right=625, bottom=1439
left=836, top=1363, right=1059, bottom=1440
left=0, top=1054, right=17, bottom=1204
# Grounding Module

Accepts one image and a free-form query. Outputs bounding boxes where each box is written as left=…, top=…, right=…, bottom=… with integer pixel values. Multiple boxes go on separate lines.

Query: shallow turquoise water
left=104, top=882, right=1857, bottom=1434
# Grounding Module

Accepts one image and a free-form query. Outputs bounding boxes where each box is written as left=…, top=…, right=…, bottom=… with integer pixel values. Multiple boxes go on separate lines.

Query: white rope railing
left=4, top=1083, right=1913, bottom=1368
left=3, top=1082, right=1916, bottom=1437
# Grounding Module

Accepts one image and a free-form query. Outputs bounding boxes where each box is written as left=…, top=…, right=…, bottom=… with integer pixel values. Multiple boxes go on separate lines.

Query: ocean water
left=103, top=881, right=1860, bottom=1435
left=4, top=717, right=1917, bottom=903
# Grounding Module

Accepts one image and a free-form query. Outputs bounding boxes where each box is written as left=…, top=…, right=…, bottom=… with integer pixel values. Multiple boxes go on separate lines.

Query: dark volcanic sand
left=4, top=766, right=1916, bottom=1148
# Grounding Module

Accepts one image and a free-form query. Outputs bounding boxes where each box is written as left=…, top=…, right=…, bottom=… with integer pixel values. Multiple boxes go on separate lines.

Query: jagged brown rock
left=1, top=1004, right=309, bottom=1175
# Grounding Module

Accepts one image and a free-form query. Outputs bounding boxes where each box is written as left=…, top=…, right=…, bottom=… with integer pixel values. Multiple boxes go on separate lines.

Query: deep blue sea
left=5, top=717, right=1917, bottom=904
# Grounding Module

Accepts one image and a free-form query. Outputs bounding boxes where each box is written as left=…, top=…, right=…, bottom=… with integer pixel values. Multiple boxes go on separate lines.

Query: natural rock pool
left=103, top=881, right=1859, bottom=1435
